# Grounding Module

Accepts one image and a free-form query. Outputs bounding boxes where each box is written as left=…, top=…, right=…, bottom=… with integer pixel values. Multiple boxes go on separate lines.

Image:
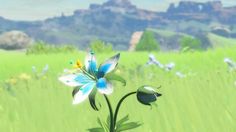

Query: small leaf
left=97, top=118, right=103, bottom=127
left=116, top=122, right=142, bottom=132
left=72, top=86, right=80, bottom=97
left=89, top=88, right=101, bottom=111
left=105, top=73, right=126, bottom=86
left=87, top=128, right=104, bottom=132
left=116, top=115, right=129, bottom=128
left=97, top=118, right=109, bottom=132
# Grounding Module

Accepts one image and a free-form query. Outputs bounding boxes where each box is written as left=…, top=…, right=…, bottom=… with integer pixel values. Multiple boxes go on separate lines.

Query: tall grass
left=0, top=48, right=236, bottom=132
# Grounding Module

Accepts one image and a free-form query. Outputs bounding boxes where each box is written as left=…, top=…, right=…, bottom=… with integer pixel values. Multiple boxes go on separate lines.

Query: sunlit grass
left=0, top=48, right=236, bottom=132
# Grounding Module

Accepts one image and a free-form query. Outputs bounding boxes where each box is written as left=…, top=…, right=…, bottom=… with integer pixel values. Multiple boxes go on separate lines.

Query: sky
left=0, top=0, right=236, bottom=21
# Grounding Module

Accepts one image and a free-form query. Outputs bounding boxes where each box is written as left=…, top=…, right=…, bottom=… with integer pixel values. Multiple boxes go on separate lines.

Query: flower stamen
left=73, top=59, right=83, bottom=69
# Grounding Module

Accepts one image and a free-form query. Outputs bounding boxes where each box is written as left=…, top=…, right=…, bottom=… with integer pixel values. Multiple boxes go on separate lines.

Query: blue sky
left=0, top=0, right=235, bottom=21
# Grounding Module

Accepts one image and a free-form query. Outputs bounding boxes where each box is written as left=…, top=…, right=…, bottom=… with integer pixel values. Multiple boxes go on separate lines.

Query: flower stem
left=113, top=91, right=137, bottom=127
left=104, top=95, right=115, bottom=132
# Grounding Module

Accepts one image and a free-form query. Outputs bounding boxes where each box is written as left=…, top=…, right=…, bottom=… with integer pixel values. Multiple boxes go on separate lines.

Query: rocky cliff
left=165, top=1, right=236, bottom=23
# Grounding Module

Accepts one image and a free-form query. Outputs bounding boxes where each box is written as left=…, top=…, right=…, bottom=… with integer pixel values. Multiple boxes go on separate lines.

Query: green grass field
left=0, top=48, right=236, bottom=132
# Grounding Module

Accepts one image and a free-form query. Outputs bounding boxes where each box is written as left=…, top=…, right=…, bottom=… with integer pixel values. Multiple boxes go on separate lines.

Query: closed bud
left=137, top=86, right=161, bottom=106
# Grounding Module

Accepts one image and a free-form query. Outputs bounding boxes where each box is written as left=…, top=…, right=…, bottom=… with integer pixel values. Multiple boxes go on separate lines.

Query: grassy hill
left=148, top=28, right=191, bottom=38
left=147, top=28, right=236, bottom=50
left=208, top=33, right=236, bottom=48
left=0, top=48, right=236, bottom=132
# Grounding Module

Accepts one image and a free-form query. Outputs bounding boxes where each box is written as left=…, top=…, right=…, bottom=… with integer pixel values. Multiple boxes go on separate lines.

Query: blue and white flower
left=59, top=52, right=121, bottom=105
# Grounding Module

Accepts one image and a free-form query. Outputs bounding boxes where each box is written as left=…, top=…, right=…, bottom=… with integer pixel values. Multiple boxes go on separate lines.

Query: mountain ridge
left=0, top=0, right=236, bottom=50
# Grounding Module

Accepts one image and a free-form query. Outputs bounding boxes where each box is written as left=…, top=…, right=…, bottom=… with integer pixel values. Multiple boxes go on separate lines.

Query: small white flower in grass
left=224, top=58, right=232, bottom=63
left=32, top=64, right=49, bottom=79
left=146, top=54, right=164, bottom=68
left=176, top=71, right=186, bottom=78
left=42, top=64, right=49, bottom=75
left=165, top=62, right=175, bottom=71
left=234, top=81, right=236, bottom=87
left=224, top=57, right=236, bottom=71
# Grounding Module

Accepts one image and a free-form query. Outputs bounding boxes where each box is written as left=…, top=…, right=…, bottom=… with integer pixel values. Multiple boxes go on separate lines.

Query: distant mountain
left=0, top=0, right=236, bottom=50
left=165, top=1, right=236, bottom=24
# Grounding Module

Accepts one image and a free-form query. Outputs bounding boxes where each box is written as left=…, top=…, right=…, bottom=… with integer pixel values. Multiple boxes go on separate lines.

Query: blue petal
left=81, top=82, right=96, bottom=94
left=74, top=73, right=94, bottom=85
left=99, top=64, right=111, bottom=73
left=88, top=60, right=97, bottom=73
left=96, top=78, right=113, bottom=95
left=73, top=82, right=96, bottom=104
left=97, top=53, right=120, bottom=78
left=97, top=64, right=111, bottom=78
left=85, top=52, right=97, bottom=74
left=96, top=78, right=107, bottom=89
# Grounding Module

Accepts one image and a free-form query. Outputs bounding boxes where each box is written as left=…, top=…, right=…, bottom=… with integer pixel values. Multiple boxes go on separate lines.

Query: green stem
left=113, top=92, right=137, bottom=128
left=104, top=95, right=115, bottom=132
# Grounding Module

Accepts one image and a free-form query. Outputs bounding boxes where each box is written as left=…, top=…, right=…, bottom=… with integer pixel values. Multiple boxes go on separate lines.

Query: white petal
left=98, top=82, right=113, bottom=95
left=58, top=74, right=83, bottom=87
left=224, top=58, right=232, bottom=63
left=73, top=82, right=95, bottom=104
left=85, top=52, right=96, bottom=71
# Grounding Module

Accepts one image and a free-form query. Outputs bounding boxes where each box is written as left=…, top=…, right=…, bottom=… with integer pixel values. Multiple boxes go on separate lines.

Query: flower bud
left=137, top=86, right=161, bottom=106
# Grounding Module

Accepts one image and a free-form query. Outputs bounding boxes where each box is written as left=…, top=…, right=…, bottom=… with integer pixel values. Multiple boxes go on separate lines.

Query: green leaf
left=88, top=118, right=110, bottom=132
left=87, top=128, right=104, bottom=132
left=115, top=122, right=142, bottom=132
left=106, top=115, right=110, bottom=127
left=105, top=73, right=126, bottom=86
left=116, top=115, right=129, bottom=128
left=97, top=118, right=109, bottom=132
left=72, top=86, right=81, bottom=97
left=89, top=88, right=101, bottom=111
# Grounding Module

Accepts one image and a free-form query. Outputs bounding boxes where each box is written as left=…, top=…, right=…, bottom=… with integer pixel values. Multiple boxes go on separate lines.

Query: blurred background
left=1, top=0, right=236, bottom=52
